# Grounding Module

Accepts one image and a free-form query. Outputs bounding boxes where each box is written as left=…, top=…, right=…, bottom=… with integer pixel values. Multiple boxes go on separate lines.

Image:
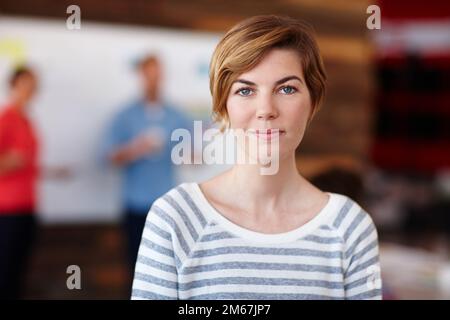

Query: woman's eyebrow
left=233, top=75, right=303, bottom=86
left=275, top=75, right=303, bottom=86
left=233, top=79, right=256, bottom=86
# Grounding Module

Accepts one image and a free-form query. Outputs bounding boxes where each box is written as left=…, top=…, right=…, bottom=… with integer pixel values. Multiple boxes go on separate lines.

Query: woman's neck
left=226, top=153, right=305, bottom=212
left=9, top=98, right=27, bottom=114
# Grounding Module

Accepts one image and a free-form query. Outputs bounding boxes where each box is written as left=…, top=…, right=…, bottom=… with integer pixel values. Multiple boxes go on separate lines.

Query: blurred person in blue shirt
left=101, top=55, right=193, bottom=273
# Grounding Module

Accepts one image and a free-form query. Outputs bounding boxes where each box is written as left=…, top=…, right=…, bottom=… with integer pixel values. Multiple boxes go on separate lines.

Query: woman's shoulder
left=0, top=106, right=18, bottom=121
left=143, top=183, right=209, bottom=263
left=151, top=182, right=198, bottom=205
left=150, top=182, right=208, bottom=227
left=324, top=192, right=377, bottom=240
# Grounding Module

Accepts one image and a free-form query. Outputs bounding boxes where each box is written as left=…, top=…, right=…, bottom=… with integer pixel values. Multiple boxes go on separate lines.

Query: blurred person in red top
left=0, top=66, right=39, bottom=299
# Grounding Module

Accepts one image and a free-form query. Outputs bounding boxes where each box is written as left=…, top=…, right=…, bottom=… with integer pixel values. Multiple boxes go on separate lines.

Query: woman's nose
left=256, top=96, right=278, bottom=120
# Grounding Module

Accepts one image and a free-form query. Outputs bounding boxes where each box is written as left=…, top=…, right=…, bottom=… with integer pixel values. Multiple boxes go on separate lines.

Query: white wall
left=0, top=16, right=229, bottom=224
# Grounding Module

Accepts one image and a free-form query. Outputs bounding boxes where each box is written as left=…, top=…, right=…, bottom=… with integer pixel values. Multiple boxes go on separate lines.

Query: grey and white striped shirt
left=132, top=182, right=382, bottom=300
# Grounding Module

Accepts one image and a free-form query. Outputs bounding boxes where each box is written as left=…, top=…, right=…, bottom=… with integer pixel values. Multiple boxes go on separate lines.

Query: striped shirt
left=132, top=182, right=382, bottom=300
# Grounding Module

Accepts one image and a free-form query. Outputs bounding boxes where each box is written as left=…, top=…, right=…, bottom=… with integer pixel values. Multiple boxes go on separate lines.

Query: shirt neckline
left=187, top=182, right=339, bottom=244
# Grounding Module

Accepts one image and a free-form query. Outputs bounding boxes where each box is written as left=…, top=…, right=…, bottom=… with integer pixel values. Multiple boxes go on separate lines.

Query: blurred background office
left=0, top=0, right=449, bottom=299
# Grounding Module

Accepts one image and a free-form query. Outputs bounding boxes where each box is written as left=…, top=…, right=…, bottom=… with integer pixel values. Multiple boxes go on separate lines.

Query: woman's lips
left=247, top=129, right=285, bottom=141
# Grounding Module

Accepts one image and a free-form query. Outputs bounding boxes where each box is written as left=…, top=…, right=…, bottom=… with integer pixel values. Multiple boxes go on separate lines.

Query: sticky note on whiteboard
left=0, top=39, right=26, bottom=66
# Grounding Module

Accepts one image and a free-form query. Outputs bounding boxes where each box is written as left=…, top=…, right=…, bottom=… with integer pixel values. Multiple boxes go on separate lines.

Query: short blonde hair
left=209, top=15, right=327, bottom=131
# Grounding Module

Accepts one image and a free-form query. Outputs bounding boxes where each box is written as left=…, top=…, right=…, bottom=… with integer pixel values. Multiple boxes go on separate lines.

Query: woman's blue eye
left=280, top=86, right=297, bottom=94
left=237, top=88, right=253, bottom=96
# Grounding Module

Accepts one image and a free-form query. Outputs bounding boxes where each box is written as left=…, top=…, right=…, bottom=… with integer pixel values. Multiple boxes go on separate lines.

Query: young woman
left=132, top=15, right=382, bottom=300
left=0, top=67, right=39, bottom=299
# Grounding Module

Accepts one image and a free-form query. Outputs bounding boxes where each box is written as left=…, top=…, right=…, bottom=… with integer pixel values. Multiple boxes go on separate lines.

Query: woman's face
left=14, top=72, right=38, bottom=104
left=226, top=48, right=312, bottom=164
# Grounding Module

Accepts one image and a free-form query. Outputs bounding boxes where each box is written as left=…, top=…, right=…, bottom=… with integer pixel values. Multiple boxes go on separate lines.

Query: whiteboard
left=0, top=16, right=229, bottom=224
